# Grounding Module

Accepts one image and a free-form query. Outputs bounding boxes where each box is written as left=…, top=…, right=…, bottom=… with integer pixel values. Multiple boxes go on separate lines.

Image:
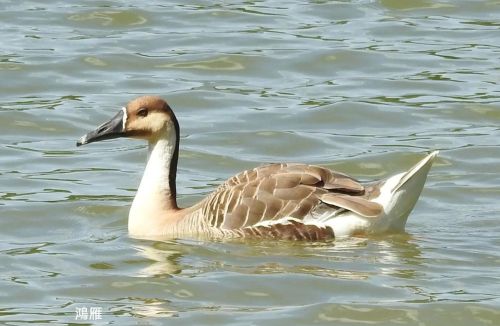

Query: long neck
left=144, top=132, right=178, bottom=209
left=129, top=122, right=180, bottom=234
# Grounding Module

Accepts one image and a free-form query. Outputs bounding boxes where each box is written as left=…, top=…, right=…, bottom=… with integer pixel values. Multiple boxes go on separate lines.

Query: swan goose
left=77, top=96, right=438, bottom=240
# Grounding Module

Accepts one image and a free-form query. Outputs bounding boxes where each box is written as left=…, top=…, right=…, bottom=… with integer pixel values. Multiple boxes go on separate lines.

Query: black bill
left=76, top=109, right=125, bottom=146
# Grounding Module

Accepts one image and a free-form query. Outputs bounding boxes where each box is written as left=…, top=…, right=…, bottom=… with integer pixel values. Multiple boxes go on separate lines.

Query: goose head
left=76, top=95, right=179, bottom=146
left=77, top=96, right=182, bottom=219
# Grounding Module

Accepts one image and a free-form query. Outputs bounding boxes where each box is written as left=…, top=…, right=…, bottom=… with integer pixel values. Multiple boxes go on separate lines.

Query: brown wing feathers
left=240, top=220, right=335, bottom=241
left=319, top=194, right=382, bottom=217
left=202, top=163, right=382, bottom=237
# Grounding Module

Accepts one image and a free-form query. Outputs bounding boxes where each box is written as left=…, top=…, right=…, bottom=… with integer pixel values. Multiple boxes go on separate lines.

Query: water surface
left=1, top=1, right=499, bottom=325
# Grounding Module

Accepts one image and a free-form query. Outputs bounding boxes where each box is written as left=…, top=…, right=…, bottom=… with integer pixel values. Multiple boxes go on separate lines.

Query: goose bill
left=76, top=110, right=125, bottom=146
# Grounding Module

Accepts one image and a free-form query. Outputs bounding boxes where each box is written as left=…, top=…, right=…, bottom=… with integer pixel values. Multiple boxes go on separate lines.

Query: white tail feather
left=371, top=150, right=439, bottom=233
left=324, top=151, right=438, bottom=237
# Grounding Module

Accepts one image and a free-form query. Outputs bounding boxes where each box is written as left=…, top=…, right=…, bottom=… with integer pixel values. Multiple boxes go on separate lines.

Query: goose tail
left=370, top=150, right=439, bottom=233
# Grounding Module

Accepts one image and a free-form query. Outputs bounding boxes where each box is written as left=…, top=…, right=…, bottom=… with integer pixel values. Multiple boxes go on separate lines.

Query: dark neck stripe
left=168, top=108, right=180, bottom=209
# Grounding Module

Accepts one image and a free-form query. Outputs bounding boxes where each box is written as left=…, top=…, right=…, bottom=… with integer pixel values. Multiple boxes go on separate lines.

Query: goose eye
left=137, top=108, right=148, bottom=117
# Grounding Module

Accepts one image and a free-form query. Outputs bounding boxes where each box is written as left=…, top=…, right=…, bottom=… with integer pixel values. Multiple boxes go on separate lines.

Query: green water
left=1, top=1, right=499, bottom=325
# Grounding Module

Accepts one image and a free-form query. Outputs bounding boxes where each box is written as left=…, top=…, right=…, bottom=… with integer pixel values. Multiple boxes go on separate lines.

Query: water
left=1, top=0, right=499, bottom=325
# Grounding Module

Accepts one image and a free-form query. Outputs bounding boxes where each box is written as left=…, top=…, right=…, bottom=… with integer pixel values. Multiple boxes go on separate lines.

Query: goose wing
left=201, top=164, right=382, bottom=239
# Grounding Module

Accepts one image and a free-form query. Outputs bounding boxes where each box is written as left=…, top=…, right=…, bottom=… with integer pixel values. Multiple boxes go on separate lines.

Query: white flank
left=253, top=214, right=369, bottom=238
left=321, top=213, right=370, bottom=238
left=252, top=216, right=302, bottom=228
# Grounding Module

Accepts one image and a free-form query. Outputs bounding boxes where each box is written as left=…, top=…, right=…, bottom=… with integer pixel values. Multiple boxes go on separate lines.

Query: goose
left=76, top=95, right=438, bottom=240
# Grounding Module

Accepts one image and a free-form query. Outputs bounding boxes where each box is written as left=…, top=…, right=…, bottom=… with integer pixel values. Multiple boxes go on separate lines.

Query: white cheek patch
left=122, top=107, right=128, bottom=130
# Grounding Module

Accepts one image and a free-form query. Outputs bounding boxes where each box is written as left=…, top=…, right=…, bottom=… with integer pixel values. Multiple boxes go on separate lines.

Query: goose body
left=77, top=96, right=438, bottom=240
